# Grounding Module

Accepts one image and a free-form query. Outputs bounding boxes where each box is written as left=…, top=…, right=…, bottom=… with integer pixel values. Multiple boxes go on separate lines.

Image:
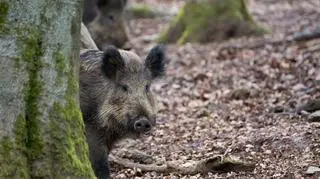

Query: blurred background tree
left=158, top=0, right=267, bottom=44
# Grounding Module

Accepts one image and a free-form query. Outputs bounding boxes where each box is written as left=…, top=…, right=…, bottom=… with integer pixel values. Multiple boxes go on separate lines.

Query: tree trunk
left=158, top=0, right=267, bottom=44
left=0, top=1, right=95, bottom=178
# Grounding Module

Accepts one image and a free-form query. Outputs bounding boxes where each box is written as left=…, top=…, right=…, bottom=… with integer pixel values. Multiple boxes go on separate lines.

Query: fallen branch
left=292, top=30, right=320, bottom=42
left=222, top=30, right=320, bottom=50
left=109, top=149, right=255, bottom=175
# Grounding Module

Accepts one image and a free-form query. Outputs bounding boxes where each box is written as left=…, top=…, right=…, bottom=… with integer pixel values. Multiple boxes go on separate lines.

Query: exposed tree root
left=109, top=149, right=255, bottom=175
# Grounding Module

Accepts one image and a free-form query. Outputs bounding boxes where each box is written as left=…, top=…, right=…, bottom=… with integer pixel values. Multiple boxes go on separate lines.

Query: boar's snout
left=134, top=117, right=154, bottom=133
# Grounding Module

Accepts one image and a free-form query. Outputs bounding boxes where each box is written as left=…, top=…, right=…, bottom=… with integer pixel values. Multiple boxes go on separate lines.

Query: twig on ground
left=109, top=149, right=255, bottom=175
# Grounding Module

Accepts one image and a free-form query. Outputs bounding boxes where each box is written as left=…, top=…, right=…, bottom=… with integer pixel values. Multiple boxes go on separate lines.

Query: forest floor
left=110, top=0, right=320, bottom=178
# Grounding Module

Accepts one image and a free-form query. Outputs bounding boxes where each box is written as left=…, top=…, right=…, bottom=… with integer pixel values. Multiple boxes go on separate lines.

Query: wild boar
left=79, top=45, right=165, bottom=178
left=83, top=0, right=130, bottom=50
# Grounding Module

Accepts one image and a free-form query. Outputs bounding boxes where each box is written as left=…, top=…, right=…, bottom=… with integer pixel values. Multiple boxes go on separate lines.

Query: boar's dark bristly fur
left=101, top=46, right=125, bottom=78
left=79, top=45, right=165, bottom=179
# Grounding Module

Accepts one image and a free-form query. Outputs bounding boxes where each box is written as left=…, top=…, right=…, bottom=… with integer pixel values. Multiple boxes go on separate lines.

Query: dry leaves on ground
left=111, top=0, right=320, bottom=178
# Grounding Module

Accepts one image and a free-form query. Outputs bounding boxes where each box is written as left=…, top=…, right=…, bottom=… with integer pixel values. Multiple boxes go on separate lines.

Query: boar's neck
left=85, top=119, right=126, bottom=152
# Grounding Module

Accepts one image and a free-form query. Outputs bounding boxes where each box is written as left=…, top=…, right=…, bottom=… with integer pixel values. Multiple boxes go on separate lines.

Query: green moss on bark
left=7, top=31, right=94, bottom=178
left=48, top=52, right=95, bottom=178
left=13, top=115, right=28, bottom=154
left=54, top=51, right=66, bottom=85
left=0, top=115, right=29, bottom=179
left=20, top=30, right=45, bottom=161
left=0, top=138, right=28, bottom=179
left=0, top=26, right=45, bottom=178
left=1, top=0, right=95, bottom=178
left=0, top=2, right=9, bottom=32
left=158, top=0, right=268, bottom=44
left=49, top=101, right=94, bottom=178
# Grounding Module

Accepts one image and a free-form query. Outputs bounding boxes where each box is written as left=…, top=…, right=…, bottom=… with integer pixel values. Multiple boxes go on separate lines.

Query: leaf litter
left=111, top=0, right=320, bottom=178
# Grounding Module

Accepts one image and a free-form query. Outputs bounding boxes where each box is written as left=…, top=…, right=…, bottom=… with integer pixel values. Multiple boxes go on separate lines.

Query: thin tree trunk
left=0, top=0, right=95, bottom=178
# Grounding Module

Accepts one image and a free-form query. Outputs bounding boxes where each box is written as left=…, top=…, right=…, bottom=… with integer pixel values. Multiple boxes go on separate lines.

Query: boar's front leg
left=91, top=148, right=110, bottom=179
left=86, top=129, right=110, bottom=179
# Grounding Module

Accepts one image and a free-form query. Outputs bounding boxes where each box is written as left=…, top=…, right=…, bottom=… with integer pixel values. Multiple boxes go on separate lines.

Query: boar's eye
left=107, top=14, right=115, bottom=21
left=119, top=84, right=129, bottom=92
left=145, top=84, right=150, bottom=92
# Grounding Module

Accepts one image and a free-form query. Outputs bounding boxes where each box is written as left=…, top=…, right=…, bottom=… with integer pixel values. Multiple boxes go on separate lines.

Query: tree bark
left=158, top=0, right=267, bottom=44
left=0, top=0, right=95, bottom=178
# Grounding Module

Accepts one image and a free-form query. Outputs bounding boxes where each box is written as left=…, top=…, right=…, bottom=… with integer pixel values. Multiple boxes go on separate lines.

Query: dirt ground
left=110, top=0, right=320, bottom=178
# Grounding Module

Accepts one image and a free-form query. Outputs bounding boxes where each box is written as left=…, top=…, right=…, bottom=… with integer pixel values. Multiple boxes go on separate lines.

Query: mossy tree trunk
left=158, top=0, right=267, bottom=44
left=0, top=0, right=95, bottom=178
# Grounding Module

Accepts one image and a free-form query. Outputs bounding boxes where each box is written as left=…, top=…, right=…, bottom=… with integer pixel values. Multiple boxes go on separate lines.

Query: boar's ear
left=145, top=45, right=166, bottom=79
left=122, top=0, right=128, bottom=6
left=101, top=46, right=124, bottom=79
left=97, top=0, right=108, bottom=7
left=97, top=0, right=126, bottom=9
left=97, top=0, right=116, bottom=8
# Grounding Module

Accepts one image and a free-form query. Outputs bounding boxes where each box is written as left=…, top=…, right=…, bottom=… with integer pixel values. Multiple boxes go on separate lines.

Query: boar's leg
left=89, top=142, right=110, bottom=179
left=86, top=128, right=110, bottom=179
left=91, top=150, right=110, bottom=179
